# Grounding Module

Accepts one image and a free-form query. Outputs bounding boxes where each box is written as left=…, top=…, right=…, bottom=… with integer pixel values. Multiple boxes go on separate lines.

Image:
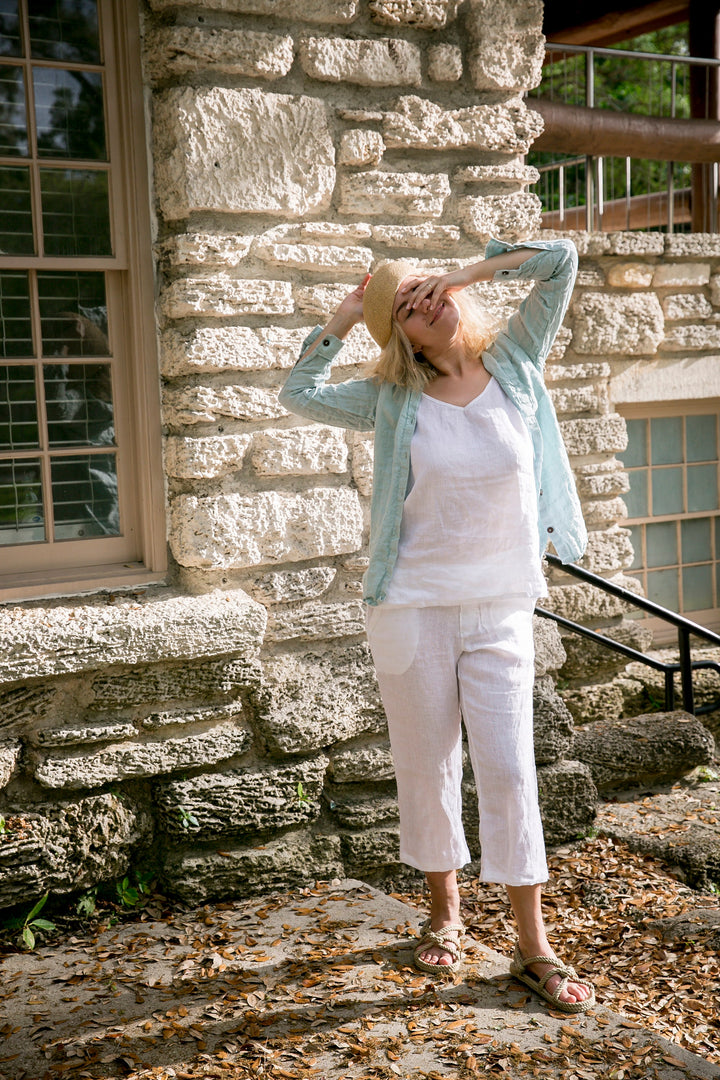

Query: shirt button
left=501, top=270, right=509, bottom=275
left=547, top=526, right=554, bottom=533
left=323, top=338, right=331, bottom=346
left=539, top=489, right=543, bottom=496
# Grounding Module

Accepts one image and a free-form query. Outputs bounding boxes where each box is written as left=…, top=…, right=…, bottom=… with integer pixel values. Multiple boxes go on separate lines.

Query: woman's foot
left=417, top=919, right=462, bottom=967
left=516, top=939, right=593, bottom=1005
left=418, top=869, right=463, bottom=969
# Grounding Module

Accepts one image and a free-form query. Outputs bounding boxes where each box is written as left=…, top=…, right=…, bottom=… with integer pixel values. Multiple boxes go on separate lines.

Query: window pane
left=646, top=567, right=679, bottom=611
left=51, top=452, right=118, bottom=539
left=33, top=67, right=106, bottom=160
left=0, top=2, right=22, bottom=58
left=651, top=466, right=683, bottom=516
left=44, top=363, right=114, bottom=447
left=0, top=165, right=34, bottom=254
left=0, top=364, right=38, bottom=449
left=681, top=516, right=712, bottom=563
left=624, top=418, right=647, bottom=467
left=646, top=520, right=677, bottom=568
left=624, top=469, right=648, bottom=518
left=29, top=0, right=100, bottom=64
left=40, top=168, right=111, bottom=256
left=687, top=464, right=718, bottom=512
left=0, top=458, right=45, bottom=544
left=0, top=63, right=27, bottom=155
left=683, top=563, right=713, bottom=612
left=686, top=414, right=717, bottom=463
left=38, top=272, right=108, bottom=357
left=651, top=416, right=683, bottom=465
left=0, top=272, right=33, bottom=358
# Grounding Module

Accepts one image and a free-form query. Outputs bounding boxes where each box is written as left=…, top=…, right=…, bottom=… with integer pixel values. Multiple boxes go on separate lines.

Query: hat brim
left=363, top=259, right=416, bottom=348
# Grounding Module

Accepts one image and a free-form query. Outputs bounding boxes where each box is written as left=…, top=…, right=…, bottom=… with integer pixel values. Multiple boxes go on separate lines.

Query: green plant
left=115, top=868, right=156, bottom=909
left=0, top=814, right=6, bottom=836
left=3, top=892, right=57, bottom=950
left=296, top=781, right=310, bottom=804
left=696, top=766, right=719, bottom=782
left=177, top=806, right=199, bottom=829
left=76, top=887, right=97, bottom=918
left=576, top=825, right=599, bottom=841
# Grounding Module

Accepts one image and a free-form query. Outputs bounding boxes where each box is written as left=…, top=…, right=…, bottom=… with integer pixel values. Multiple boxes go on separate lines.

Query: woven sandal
left=413, top=919, right=464, bottom=975
left=509, top=945, right=596, bottom=1014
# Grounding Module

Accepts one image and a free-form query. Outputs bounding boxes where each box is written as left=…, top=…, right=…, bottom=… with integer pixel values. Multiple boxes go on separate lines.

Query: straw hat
left=363, top=259, right=415, bottom=348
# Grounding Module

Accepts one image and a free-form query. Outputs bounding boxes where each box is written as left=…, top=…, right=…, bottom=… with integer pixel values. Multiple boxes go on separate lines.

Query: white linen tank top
left=382, top=376, right=547, bottom=606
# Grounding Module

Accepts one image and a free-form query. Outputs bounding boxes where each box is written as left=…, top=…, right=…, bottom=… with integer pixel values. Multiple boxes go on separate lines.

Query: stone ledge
left=0, top=588, right=266, bottom=687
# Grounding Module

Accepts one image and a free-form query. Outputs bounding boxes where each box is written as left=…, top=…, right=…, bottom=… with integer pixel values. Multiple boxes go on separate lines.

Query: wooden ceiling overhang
left=543, top=0, right=690, bottom=47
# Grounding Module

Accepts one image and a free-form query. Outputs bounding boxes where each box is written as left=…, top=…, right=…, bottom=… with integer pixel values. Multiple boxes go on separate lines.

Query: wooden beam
left=544, top=0, right=689, bottom=46
left=529, top=99, right=720, bottom=161
left=541, top=188, right=692, bottom=230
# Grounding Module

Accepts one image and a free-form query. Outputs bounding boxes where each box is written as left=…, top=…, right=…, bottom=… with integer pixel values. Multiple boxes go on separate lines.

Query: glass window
left=0, top=1, right=22, bottom=59
left=28, top=1, right=101, bottom=65
left=0, top=165, right=34, bottom=254
left=0, top=63, right=27, bottom=155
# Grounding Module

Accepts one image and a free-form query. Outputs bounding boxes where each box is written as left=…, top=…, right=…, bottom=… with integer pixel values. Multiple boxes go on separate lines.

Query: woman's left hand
left=397, top=266, right=475, bottom=313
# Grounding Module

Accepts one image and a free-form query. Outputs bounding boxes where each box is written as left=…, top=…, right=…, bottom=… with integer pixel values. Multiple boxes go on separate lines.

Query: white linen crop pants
left=365, top=598, right=548, bottom=887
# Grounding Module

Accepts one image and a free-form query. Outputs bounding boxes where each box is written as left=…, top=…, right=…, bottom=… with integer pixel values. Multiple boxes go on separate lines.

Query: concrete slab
left=0, top=879, right=717, bottom=1079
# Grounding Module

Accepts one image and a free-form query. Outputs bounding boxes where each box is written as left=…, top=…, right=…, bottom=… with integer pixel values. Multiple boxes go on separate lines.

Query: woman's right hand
left=331, top=273, right=371, bottom=329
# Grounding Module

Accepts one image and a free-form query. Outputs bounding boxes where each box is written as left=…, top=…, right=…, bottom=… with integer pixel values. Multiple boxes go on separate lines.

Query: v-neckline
left=421, top=375, right=494, bottom=411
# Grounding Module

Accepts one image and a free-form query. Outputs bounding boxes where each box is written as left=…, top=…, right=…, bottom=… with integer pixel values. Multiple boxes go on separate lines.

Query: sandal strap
left=415, top=925, right=464, bottom=961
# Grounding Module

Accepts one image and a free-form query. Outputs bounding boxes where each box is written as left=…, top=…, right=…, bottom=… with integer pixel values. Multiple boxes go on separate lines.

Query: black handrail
left=539, top=553, right=720, bottom=716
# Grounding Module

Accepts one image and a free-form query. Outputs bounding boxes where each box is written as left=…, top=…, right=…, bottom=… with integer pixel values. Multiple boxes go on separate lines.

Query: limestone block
left=337, top=170, right=450, bottom=218
left=454, top=162, right=540, bottom=187
left=532, top=676, right=574, bottom=765
left=581, top=496, right=628, bottom=527
left=330, top=743, right=395, bottom=782
left=251, top=426, right=348, bottom=477
left=573, top=293, right=664, bottom=355
left=545, top=326, right=573, bottom=364
left=711, top=275, right=720, bottom=307
left=327, top=790, right=399, bottom=828
left=153, top=87, right=335, bottom=220
left=559, top=415, right=628, bottom=457
left=338, top=129, right=384, bottom=167
left=466, top=0, right=545, bottom=91
left=607, top=262, right=654, bottom=288
left=536, top=760, right=598, bottom=845
left=428, top=44, right=463, bottom=81
left=170, top=488, right=364, bottom=569
left=0, top=590, right=265, bottom=683
left=258, top=645, right=385, bottom=757
left=91, top=656, right=259, bottom=709
left=157, top=233, right=253, bottom=269
left=148, top=0, right=358, bottom=19
left=160, top=326, right=312, bottom=378
left=383, top=95, right=542, bottom=153
left=532, top=616, right=566, bottom=676
left=662, top=325, right=720, bottom=351
left=459, top=193, right=542, bottom=242
left=155, top=755, right=328, bottom=838
left=252, top=239, right=372, bottom=273
left=0, top=793, right=152, bottom=909
left=298, top=36, right=421, bottom=86
left=245, top=567, right=337, bottom=605
left=32, top=719, right=138, bottom=748
left=295, top=283, right=355, bottom=318
left=607, top=232, right=664, bottom=255
left=144, top=26, right=294, bottom=81
left=573, top=711, right=714, bottom=792
left=576, top=266, right=605, bottom=288
left=164, top=385, right=285, bottom=426
left=543, top=575, right=639, bottom=623
left=265, top=600, right=365, bottom=643
left=579, top=526, right=635, bottom=575
left=341, top=826, right=401, bottom=877
left=165, top=434, right=251, bottom=479
left=369, top=0, right=459, bottom=27
left=351, top=431, right=374, bottom=496
left=539, top=230, right=610, bottom=256
left=160, top=276, right=293, bottom=319
left=653, top=263, right=711, bottom=288
left=561, top=683, right=625, bottom=726
left=665, top=234, right=720, bottom=257
left=162, top=833, right=344, bottom=904
left=140, top=701, right=249, bottom=731
left=573, top=459, right=630, bottom=499
left=0, top=685, right=57, bottom=735
left=549, top=385, right=604, bottom=416
left=33, top=721, right=252, bottom=790
left=560, top=617, right=653, bottom=681
left=298, top=221, right=373, bottom=243
left=371, top=223, right=461, bottom=251
left=0, top=739, right=21, bottom=788
left=545, top=361, right=610, bottom=383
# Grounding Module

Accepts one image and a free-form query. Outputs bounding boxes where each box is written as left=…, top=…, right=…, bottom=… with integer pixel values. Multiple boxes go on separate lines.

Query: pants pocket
left=365, top=605, right=421, bottom=676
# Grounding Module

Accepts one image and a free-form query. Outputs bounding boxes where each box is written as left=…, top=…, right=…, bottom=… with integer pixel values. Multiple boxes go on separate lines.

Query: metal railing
left=538, top=553, right=720, bottom=717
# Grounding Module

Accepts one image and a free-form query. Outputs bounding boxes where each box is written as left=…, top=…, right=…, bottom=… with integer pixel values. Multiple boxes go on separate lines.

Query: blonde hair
left=363, top=290, right=499, bottom=391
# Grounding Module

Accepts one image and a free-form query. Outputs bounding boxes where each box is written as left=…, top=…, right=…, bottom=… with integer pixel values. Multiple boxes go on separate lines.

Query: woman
left=278, top=237, right=595, bottom=1014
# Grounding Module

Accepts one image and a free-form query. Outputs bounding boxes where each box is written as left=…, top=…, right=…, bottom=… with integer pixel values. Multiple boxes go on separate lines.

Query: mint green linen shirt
left=278, top=238, right=587, bottom=606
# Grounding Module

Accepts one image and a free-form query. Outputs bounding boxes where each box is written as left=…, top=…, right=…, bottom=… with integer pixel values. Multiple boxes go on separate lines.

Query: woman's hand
left=397, top=265, right=475, bottom=314
left=329, top=273, right=371, bottom=332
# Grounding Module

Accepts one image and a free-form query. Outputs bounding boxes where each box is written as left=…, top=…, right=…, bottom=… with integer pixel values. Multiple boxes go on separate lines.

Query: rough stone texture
left=549, top=385, right=604, bottom=416
left=455, top=163, right=540, bottom=187
left=536, top=760, right=598, bottom=845
left=258, top=645, right=385, bottom=757
left=338, top=129, right=385, bottom=167
left=164, top=385, right=286, bottom=426
left=607, top=232, right=664, bottom=255
left=561, top=682, right=626, bottom=726
left=160, top=277, right=293, bottom=319
left=351, top=431, right=374, bottom=496
left=545, top=326, right=574, bottom=364
left=162, top=833, right=344, bottom=904
left=560, top=415, right=628, bottom=457
left=582, top=496, right=628, bottom=528
left=459, top=193, right=542, bottom=242
left=427, top=44, right=463, bottom=82
left=662, top=293, right=713, bottom=320
left=160, top=326, right=312, bottom=378
left=327, top=789, right=399, bottom=828
left=251, top=426, right=349, bottom=477
left=532, top=616, right=566, bottom=677
left=607, top=262, right=654, bottom=288
left=573, top=459, right=630, bottom=499
left=154, top=87, right=335, bottom=220
left=0, top=590, right=265, bottom=684
left=148, top=0, right=359, bottom=19
left=383, top=95, right=542, bottom=153
left=0, top=685, right=58, bottom=735
left=662, top=325, right=720, bottom=351
left=579, top=527, right=636, bottom=575
left=144, top=26, right=294, bottom=81
left=573, top=293, right=664, bottom=355
left=165, top=434, right=251, bottom=479
left=0, top=793, right=152, bottom=909
left=560, top=618, right=653, bottom=682
left=170, top=488, right=363, bottom=570
left=576, top=266, right=605, bottom=288
left=653, top=263, right=711, bottom=288
left=543, top=576, right=638, bottom=623
left=646, top=909, right=720, bottom=948
left=371, top=223, right=460, bottom=251
left=329, top=743, right=395, bottom=782
left=466, top=0, right=545, bottom=91
left=32, top=718, right=138, bottom=748
left=157, top=233, right=253, bottom=269
left=369, top=0, right=459, bottom=28
left=155, top=755, right=328, bottom=838
left=245, top=567, right=337, bottom=605
left=532, top=676, right=574, bottom=764
left=33, top=721, right=253, bottom=790
left=90, top=657, right=258, bottom=710
left=665, top=234, right=720, bottom=257
left=341, top=826, right=401, bottom=877
left=0, top=739, right=21, bottom=788
left=337, top=170, right=450, bottom=218
left=574, top=711, right=714, bottom=792
left=266, top=600, right=365, bottom=643
left=298, top=36, right=421, bottom=86
left=252, top=240, right=372, bottom=273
